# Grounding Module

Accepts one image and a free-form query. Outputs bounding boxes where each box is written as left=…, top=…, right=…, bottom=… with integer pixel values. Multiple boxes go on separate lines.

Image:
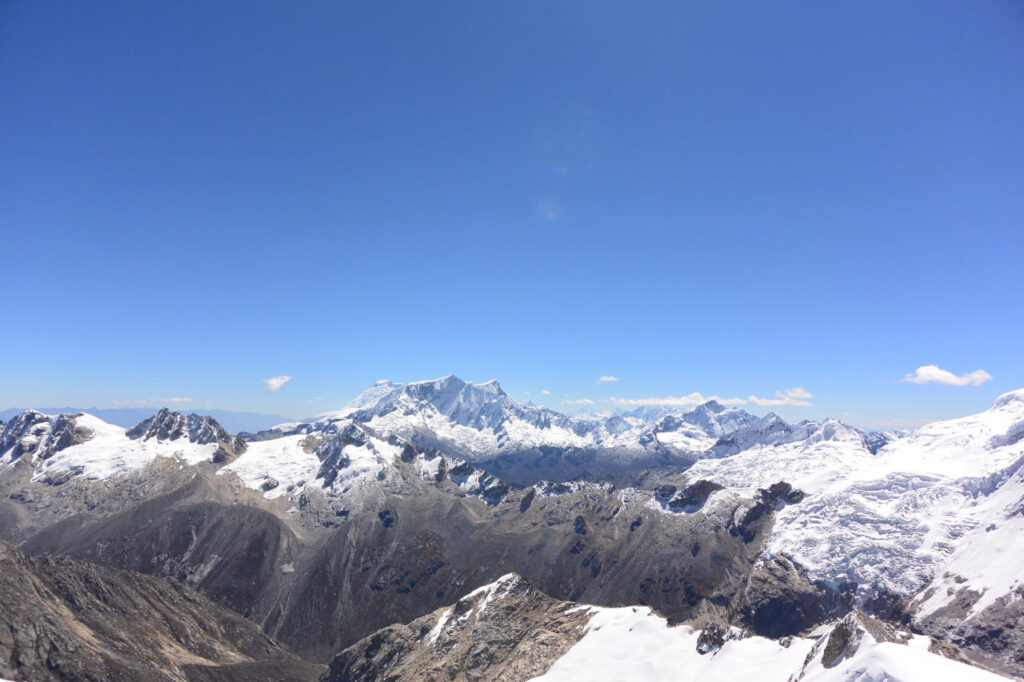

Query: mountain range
left=0, top=406, right=292, bottom=435
left=1, top=375, right=1022, bottom=680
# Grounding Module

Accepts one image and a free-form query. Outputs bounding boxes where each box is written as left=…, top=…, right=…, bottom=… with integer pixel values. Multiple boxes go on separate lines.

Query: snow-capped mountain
left=0, top=408, right=244, bottom=481
left=4, top=382, right=1024, bottom=678
left=286, top=375, right=787, bottom=484
left=682, top=389, right=1024, bottom=597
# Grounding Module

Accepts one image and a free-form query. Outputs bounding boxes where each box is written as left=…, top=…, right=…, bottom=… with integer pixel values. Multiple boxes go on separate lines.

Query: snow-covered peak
left=126, top=408, right=233, bottom=445
left=798, top=418, right=866, bottom=445
left=0, top=410, right=96, bottom=463
left=708, top=412, right=795, bottom=457
left=318, top=375, right=522, bottom=428
left=990, top=387, right=1024, bottom=411
left=652, top=402, right=759, bottom=438
left=0, top=410, right=241, bottom=482
left=320, top=379, right=405, bottom=420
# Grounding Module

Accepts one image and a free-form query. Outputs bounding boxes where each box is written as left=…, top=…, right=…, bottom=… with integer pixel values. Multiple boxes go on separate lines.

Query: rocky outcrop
left=322, top=574, right=589, bottom=682
left=727, top=481, right=805, bottom=543
left=820, top=611, right=864, bottom=667
left=738, top=556, right=832, bottom=637
left=655, top=479, right=724, bottom=512
left=914, top=583, right=1024, bottom=678
left=695, top=622, right=747, bottom=654
left=0, top=540, right=321, bottom=682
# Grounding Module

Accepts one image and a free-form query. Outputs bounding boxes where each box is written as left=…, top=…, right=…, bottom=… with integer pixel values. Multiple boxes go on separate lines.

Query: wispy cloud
left=597, top=376, right=619, bottom=383
left=112, top=397, right=193, bottom=407
left=868, top=417, right=936, bottom=430
left=563, top=398, right=595, bottom=405
left=263, top=375, right=293, bottom=393
left=542, top=389, right=552, bottom=395
left=900, top=365, right=992, bottom=387
left=609, top=392, right=746, bottom=407
left=610, top=387, right=813, bottom=408
left=747, top=387, right=814, bottom=407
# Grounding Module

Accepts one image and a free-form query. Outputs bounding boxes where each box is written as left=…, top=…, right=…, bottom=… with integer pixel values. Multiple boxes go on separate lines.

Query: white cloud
left=597, top=376, right=619, bottom=383
left=542, top=389, right=552, bottom=395
left=114, top=397, right=194, bottom=407
left=263, top=375, right=293, bottom=393
left=563, top=398, right=595, bottom=405
left=610, top=387, right=813, bottom=408
left=610, top=393, right=746, bottom=407
left=747, top=387, right=814, bottom=407
left=900, top=365, right=992, bottom=387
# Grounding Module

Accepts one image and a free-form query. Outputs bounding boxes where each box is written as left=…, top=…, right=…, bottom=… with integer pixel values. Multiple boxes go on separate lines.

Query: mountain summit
left=302, top=375, right=771, bottom=483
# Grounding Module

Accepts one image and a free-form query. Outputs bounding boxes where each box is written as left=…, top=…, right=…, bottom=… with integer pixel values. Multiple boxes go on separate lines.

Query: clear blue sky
left=2, top=1, right=1022, bottom=427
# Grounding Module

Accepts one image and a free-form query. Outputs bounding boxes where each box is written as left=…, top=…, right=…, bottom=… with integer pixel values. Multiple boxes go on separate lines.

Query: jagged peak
left=126, top=409, right=232, bottom=444
left=406, top=375, right=507, bottom=395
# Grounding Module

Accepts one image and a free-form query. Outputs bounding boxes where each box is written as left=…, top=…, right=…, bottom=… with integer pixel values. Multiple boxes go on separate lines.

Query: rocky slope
left=15, top=456, right=795, bottom=663
left=324, top=573, right=1007, bottom=682
left=0, top=540, right=321, bottom=682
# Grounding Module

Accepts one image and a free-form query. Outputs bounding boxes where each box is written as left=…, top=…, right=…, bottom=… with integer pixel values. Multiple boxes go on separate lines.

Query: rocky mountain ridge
left=270, top=375, right=887, bottom=485
left=1, top=382, right=1023, bottom=678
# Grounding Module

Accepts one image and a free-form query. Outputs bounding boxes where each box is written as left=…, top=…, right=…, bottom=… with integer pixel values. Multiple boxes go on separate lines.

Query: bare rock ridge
left=323, top=573, right=590, bottom=682
left=0, top=540, right=322, bottom=682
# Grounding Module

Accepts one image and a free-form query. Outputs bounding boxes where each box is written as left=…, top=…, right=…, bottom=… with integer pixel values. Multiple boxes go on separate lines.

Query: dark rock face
left=0, top=540, right=321, bottom=682
left=739, top=556, right=831, bottom=637
left=323, top=574, right=590, bottom=682
left=821, top=612, right=863, bottom=667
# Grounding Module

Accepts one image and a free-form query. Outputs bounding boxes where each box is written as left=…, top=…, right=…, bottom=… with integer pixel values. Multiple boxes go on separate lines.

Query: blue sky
left=1, top=1, right=1022, bottom=427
